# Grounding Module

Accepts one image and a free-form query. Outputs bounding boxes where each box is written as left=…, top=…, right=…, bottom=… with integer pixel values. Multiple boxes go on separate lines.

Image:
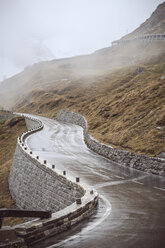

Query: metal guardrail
left=111, top=34, right=165, bottom=46
left=0, top=208, right=52, bottom=229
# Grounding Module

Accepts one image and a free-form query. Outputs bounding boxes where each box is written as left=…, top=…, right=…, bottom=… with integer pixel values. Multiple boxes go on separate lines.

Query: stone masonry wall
left=55, top=110, right=165, bottom=176
left=0, top=111, right=14, bottom=121
left=15, top=190, right=98, bottom=246
left=111, top=34, right=165, bottom=46
left=7, top=114, right=98, bottom=246
left=9, top=116, right=84, bottom=213
left=25, top=117, right=41, bottom=130
left=9, top=144, right=84, bottom=213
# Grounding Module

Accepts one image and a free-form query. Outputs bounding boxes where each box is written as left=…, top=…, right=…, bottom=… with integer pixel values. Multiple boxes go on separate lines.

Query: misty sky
left=0, top=0, right=164, bottom=81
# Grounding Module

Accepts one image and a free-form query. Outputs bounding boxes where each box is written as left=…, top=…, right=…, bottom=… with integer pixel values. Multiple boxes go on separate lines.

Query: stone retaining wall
left=6, top=114, right=98, bottom=246
left=14, top=191, right=98, bottom=246
left=9, top=144, right=84, bottom=212
left=55, top=110, right=165, bottom=176
left=111, top=34, right=165, bottom=46
left=0, top=111, right=14, bottom=121
left=25, top=117, right=41, bottom=130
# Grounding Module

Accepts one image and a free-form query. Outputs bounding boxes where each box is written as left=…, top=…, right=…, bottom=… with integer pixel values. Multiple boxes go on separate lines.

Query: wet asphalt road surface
left=25, top=115, right=165, bottom=248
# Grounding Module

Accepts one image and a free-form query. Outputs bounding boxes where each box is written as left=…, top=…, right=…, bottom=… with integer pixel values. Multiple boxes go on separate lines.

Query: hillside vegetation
left=0, top=116, right=26, bottom=226
left=122, top=2, right=165, bottom=39
left=0, top=2, right=164, bottom=158
left=16, top=62, right=165, bottom=156
left=0, top=40, right=164, bottom=109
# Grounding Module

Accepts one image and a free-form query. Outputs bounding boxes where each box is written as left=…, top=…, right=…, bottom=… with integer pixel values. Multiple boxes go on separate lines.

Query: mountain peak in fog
left=121, top=1, right=165, bottom=40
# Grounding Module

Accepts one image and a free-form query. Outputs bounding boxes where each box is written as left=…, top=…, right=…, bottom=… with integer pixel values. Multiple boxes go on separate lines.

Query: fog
left=0, top=0, right=164, bottom=81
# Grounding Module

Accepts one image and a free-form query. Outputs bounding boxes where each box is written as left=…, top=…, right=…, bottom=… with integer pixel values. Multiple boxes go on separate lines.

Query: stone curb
left=55, top=110, right=165, bottom=177
left=5, top=113, right=98, bottom=246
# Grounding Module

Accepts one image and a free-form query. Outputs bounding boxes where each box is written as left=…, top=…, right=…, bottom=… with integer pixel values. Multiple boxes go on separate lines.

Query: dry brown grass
left=0, top=116, right=26, bottom=226
left=0, top=41, right=165, bottom=110
left=16, top=62, right=165, bottom=156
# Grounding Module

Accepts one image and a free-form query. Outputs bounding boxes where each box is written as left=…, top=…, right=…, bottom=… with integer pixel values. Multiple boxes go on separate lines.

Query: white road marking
left=115, top=175, right=124, bottom=179
left=154, top=186, right=165, bottom=192
left=95, top=175, right=147, bottom=189
left=133, top=181, right=144, bottom=185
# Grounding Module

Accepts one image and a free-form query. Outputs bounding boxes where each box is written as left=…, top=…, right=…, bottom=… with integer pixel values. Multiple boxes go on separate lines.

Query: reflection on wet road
left=25, top=115, right=165, bottom=248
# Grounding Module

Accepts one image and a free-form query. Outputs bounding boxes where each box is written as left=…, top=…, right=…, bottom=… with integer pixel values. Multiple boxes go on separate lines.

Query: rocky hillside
left=122, top=2, right=165, bottom=39
left=0, top=3, right=165, bottom=109
left=16, top=62, right=165, bottom=157
left=0, top=3, right=164, bottom=157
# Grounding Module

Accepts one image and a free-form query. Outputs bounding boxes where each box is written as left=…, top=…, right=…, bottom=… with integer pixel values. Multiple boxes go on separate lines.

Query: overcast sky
left=0, top=0, right=164, bottom=81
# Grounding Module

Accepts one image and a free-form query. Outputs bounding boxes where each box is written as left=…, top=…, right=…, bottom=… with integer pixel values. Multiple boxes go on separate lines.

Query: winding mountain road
left=25, top=115, right=165, bottom=248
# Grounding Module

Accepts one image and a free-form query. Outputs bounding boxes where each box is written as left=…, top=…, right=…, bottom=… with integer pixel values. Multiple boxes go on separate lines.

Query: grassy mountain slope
left=0, top=41, right=164, bottom=109
left=0, top=3, right=164, bottom=157
left=121, top=2, right=165, bottom=39
left=16, top=62, right=165, bottom=156
left=0, top=116, right=26, bottom=226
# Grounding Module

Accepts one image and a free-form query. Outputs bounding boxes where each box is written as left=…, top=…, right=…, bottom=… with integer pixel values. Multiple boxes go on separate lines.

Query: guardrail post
left=76, top=198, right=82, bottom=204
left=76, top=177, right=80, bottom=183
left=0, top=218, right=2, bottom=229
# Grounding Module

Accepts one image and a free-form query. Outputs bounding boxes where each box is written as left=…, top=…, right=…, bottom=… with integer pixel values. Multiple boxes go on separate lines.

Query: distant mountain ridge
left=121, top=2, right=165, bottom=40
left=0, top=3, right=164, bottom=157
left=0, top=2, right=165, bottom=110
